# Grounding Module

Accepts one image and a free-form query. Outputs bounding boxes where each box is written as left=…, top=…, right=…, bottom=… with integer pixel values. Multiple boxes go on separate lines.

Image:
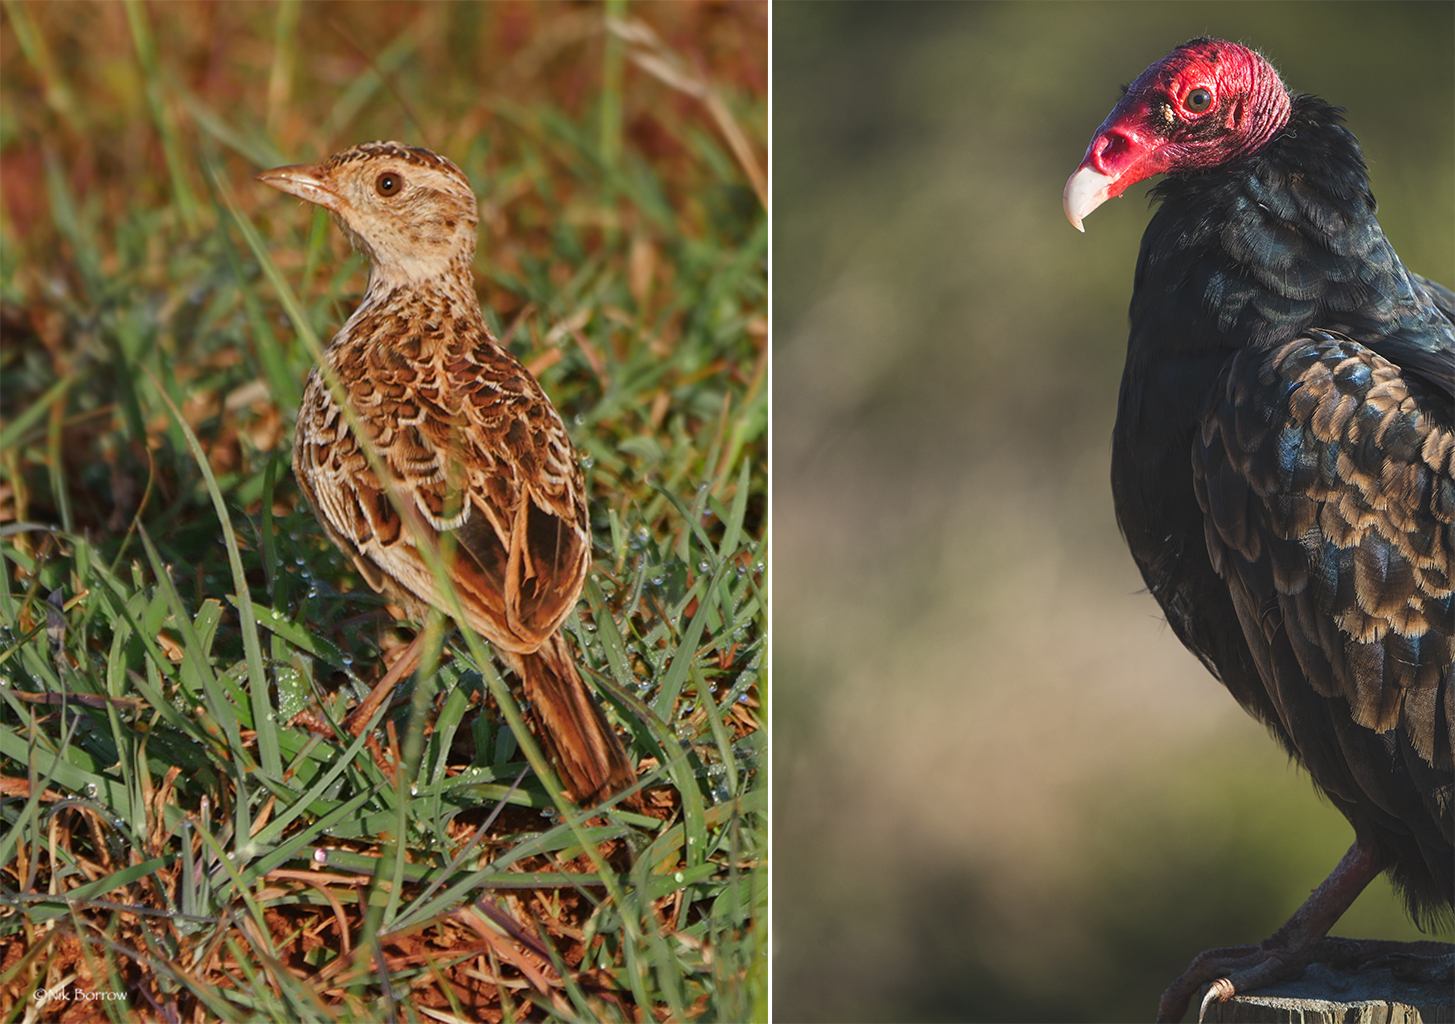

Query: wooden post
left=1198, top=958, right=1453, bottom=1024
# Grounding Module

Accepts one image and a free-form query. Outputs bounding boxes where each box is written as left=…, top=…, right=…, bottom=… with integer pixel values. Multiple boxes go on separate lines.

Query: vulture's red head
left=1063, top=39, right=1291, bottom=231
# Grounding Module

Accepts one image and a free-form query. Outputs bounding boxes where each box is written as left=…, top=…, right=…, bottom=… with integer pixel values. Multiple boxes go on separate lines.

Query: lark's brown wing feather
left=293, top=288, right=590, bottom=654
left=1192, top=331, right=1453, bottom=902
left=293, top=309, right=634, bottom=802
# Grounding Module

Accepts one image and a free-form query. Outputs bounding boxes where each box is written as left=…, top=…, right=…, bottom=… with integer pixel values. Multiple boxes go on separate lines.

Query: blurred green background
left=772, top=2, right=1453, bottom=1021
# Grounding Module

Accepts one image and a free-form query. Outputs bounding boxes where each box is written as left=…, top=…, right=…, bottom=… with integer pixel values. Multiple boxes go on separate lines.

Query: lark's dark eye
left=375, top=172, right=403, bottom=196
left=1185, top=87, right=1213, bottom=113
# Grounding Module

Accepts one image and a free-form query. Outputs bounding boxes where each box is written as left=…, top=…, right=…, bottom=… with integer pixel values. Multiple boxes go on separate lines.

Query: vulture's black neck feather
left=1128, top=93, right=1454, bottom=398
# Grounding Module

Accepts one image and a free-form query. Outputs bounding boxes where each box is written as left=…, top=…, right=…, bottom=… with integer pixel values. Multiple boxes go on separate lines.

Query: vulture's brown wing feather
left=1192, top=331, right=1453, bottom=904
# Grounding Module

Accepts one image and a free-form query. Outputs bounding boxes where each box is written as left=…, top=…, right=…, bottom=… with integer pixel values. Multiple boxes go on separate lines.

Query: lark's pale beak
left=256, top=163, right=341, bottom=212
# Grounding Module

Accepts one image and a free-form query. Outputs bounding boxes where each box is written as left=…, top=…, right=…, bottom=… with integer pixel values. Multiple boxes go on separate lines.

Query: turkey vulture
left=1064, top=38, right=1453, bottom=1021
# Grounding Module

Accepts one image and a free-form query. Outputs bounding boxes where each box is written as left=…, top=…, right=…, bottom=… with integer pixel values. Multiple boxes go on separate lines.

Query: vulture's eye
left=1185, top=88, right=1213, bottom=113
left=375, top=172, right=403, bottom=196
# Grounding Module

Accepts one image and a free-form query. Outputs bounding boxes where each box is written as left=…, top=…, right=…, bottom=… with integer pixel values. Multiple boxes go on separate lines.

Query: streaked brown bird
left=258, top=141, right=636, bottom=804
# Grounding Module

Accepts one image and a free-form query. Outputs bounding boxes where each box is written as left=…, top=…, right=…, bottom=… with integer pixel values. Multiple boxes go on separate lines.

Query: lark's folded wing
left=293, top=310, right=589, bottom=655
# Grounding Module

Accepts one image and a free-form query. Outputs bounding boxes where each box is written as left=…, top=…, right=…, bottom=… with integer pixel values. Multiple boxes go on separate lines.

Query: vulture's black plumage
left=1065, top=38, right=1452, bottom=1020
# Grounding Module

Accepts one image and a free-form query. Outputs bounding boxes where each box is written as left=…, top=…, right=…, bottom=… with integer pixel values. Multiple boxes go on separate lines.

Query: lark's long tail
left=504, top=632, right=637, bottom=804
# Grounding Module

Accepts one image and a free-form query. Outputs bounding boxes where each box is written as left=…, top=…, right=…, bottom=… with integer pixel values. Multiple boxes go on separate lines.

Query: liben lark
left=259, top=141, right=637, bottom=804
